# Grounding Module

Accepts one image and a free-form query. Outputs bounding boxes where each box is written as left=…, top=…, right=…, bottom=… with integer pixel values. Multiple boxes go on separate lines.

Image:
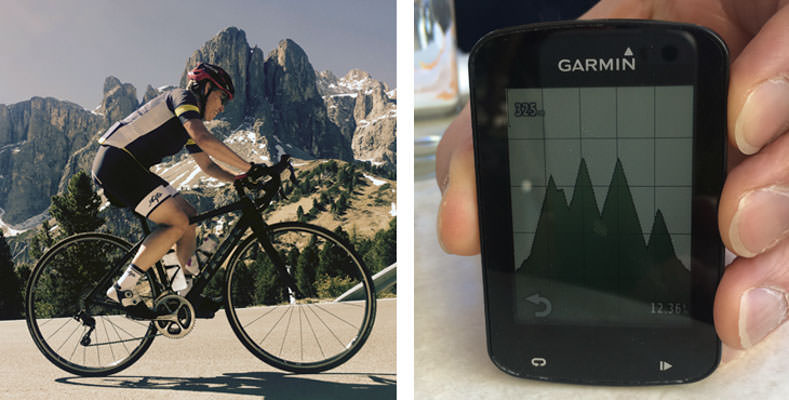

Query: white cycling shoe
left=106, top=284, right=143, bottom=307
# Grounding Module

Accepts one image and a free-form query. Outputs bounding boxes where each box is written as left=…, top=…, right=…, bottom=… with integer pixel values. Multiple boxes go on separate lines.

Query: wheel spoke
left=259, top=306, right=291, bottom=344
left=103, top=316, right=131, bottom=355
left=242, top=305, right=280, bottom=329
left=312, top=303, right=360, bottom=330
left=306, top=304, right=345, bottom=348
left=56, top=322, right=81, bottom=353
left=278, top=306, right=295, bottom=357
left=100, top=317, right=116, bottom=360
left=299, top=305, right=303, bottom=361
left=45, top=318, right=73, bottom=341
left=303, top=304, right=326, bottom=359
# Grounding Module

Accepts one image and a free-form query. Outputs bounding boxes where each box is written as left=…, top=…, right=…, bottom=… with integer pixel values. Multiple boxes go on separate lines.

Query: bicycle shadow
left=55, top=371, right=396, bottom=399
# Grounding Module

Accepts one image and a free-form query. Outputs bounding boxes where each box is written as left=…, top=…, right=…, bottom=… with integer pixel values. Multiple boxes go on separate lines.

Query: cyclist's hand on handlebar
left=235, top=163, right=271, bottom=181
left=247, top=163, right=272, bottom=179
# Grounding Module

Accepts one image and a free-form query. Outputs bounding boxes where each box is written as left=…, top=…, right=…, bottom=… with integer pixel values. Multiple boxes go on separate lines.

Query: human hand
left=435, top=0, right=789, bottom=355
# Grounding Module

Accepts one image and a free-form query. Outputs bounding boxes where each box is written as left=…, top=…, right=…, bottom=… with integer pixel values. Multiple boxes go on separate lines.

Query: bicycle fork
left=243, top=209, right=304, bottom=301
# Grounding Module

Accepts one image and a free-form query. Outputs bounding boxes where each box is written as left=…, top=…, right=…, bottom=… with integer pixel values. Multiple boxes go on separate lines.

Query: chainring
left=153, top=294, right=195, bottom=339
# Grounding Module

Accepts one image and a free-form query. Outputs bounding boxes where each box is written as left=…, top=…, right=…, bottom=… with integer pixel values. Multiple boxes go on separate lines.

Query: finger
left=578, top=0, right=650, bottom=19
left=436, top=102, right=471, bottom=194
left=728, top=4, right=789, bottom=154
left=719, top=132, right=789, bottom=257
left=714, top=239, right=789, bottom=349
left=436, top=133, right=480, bottom=255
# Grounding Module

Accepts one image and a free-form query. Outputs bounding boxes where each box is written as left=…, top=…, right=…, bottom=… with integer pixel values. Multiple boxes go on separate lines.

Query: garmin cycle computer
left=469, top=20, right=728, bottom=385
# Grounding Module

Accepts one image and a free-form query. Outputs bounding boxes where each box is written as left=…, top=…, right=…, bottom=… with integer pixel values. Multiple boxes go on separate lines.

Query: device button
left=531, top=357, right=547, bottom=367
left=659, top=361, right=673, bottom=371
left=525, top=293, right=552, bottom=317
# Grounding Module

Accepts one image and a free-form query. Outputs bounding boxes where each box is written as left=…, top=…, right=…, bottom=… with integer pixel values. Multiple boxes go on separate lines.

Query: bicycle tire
left=26, top=232, right=159, bottom=376
left=224, top=222, right=377, bottom=373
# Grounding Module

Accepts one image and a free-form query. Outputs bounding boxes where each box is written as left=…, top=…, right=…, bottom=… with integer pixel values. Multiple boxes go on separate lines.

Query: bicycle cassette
left=153, top=294, right=195, bottom=339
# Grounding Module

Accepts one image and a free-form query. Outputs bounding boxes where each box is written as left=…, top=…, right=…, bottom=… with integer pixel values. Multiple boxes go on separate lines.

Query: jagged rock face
left=265, top=39, right=320, bottom=103
left=323, top=94, right=356, bottom=142
left=318, top=69, right=396, bottom=166
left=264, top=40, right=351, bottom=161
left=0, top=98, right=102, bottom=224
left=141, top=85, right=159, bottom=105
left=100, top=76, right=138, bottom=123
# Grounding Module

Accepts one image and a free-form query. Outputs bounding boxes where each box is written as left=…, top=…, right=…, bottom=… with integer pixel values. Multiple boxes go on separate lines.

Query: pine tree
left=50, top=171, right=104, bottom=235
left=30, top=221, right=54, bottom=260
left=297, top=205, right=306, bottom=222
left=0, top=231, right=23, bottom=319
left=369, top=218, right=396, bottom=273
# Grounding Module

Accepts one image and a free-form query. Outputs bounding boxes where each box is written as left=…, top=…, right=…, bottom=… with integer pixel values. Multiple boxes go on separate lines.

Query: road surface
left=0, top=298, right=395, bottom=399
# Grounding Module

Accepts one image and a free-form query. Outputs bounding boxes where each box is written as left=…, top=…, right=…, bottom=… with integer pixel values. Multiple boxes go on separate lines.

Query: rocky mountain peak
left=264, top=39, right=319, bottom=103
left=99, top=76, right=138, bottom=124
left=103, top=76, right=122, bottom=94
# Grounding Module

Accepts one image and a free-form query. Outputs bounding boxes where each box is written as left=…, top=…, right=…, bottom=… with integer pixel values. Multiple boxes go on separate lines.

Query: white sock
left=117, top=264, right=145, bottom=290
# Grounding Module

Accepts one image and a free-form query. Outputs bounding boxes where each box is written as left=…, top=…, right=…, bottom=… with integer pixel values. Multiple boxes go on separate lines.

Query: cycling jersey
left=98, top=89, right=204, bottom=167
left=92, top=88, right=205, bottom=217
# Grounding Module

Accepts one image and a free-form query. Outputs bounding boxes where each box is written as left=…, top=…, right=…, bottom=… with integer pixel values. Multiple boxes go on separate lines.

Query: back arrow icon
left=526, top=293, right=552, bottom=317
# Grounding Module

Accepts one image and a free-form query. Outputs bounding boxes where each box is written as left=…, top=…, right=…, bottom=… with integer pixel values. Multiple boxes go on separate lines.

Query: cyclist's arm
left=190, top=152, right=239, bottom=182
left=183, top=118, right=252, bottom=172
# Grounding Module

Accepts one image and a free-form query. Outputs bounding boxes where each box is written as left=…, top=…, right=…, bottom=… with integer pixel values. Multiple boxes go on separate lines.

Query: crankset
left=153, top=294, right=195, bottom=339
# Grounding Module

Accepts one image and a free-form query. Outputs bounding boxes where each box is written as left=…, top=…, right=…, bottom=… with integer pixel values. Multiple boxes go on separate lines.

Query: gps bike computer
left=469, top=20, right=728, bottom=385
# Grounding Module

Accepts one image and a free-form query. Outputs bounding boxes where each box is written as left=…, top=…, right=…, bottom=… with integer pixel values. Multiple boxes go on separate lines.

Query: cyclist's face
left=204, top=89, right=226, bottom=121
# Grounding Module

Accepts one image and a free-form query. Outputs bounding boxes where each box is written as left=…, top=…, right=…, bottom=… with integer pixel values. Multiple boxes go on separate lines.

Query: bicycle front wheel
left=25, top=232, right=159, bottom=376
left=224, top=222, right=376, bottom=373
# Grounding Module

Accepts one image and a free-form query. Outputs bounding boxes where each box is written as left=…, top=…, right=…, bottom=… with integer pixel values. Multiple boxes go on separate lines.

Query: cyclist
left=91, top=62, right=261, bottom=318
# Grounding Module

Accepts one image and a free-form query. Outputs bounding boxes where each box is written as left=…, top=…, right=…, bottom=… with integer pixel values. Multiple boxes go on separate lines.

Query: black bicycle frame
left=83, top=175, right=301, bottom=313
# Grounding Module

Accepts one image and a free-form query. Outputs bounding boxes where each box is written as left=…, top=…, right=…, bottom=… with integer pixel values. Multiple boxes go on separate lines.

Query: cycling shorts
left=91, top=145, right=178, bottom=217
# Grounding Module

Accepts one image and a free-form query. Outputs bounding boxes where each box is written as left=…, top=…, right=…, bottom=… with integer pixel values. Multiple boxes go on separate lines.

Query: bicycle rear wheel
left=224, top=222, right=376, bottom=373
left=25, top=232, right=159, bottom=376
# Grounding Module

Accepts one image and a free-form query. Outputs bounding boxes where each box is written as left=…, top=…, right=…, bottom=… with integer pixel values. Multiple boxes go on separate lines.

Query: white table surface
left=414, top=178, right=789, bottom=399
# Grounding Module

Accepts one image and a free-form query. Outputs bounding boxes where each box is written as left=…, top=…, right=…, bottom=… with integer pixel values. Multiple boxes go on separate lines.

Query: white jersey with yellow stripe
left=97, top=89, right=203, bottom=168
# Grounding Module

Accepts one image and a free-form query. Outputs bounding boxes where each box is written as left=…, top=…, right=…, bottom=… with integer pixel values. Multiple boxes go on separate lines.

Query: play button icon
left=659, top=361, right=673, bottom=371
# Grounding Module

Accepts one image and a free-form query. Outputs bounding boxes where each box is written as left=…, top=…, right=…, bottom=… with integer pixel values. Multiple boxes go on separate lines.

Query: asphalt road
left=0, top=298, right=395, bottom=399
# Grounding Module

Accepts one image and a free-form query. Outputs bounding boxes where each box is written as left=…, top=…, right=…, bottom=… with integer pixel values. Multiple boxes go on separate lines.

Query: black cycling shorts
left=91, top=145, right=178, bottom=217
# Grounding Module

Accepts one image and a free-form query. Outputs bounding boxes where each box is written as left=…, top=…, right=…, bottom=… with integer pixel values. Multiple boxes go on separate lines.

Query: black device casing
left=469, top=20, right=728, bottom=385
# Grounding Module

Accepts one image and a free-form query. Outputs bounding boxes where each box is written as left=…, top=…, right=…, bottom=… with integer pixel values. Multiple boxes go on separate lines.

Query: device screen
left=507, top=85, right=694, bottom=325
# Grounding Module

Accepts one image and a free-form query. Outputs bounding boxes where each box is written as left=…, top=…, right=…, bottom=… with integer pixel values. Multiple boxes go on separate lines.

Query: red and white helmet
left=187, top=63, right=234, bottom=100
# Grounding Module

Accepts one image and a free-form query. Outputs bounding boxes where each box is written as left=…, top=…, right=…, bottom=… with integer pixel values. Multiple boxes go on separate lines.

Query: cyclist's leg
left=132, top=194, right=196, bottom=270
left=173, top=204, right=197, bottom=271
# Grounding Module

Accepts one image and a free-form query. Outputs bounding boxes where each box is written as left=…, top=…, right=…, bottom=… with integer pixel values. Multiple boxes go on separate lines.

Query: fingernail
left=735, top=77, right=789, bottom=155
left=436, top=196, right=449, bottom=253
left=729, top=186, right=789, bottom=257
left=739, top=287, right=789, bottom=348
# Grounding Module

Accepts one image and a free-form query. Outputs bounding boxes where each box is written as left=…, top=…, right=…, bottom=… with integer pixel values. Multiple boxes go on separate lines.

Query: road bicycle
left=25, top=155, right=377, bottom=376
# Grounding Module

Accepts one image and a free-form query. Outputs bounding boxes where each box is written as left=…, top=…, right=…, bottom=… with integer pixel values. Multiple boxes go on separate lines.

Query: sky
left=0, top=0, right=396, bottom=109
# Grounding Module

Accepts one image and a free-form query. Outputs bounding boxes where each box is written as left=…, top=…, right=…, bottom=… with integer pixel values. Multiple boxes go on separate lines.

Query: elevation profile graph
left=514, top=159, right=691, bottom=324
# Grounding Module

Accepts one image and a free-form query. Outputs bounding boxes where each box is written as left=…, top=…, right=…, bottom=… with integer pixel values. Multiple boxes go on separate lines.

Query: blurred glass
left=414, top=0, right=459, bottom=117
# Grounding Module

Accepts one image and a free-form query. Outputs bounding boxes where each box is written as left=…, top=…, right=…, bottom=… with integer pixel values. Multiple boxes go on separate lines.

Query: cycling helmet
left=187, top=63, right=235, bottom=100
